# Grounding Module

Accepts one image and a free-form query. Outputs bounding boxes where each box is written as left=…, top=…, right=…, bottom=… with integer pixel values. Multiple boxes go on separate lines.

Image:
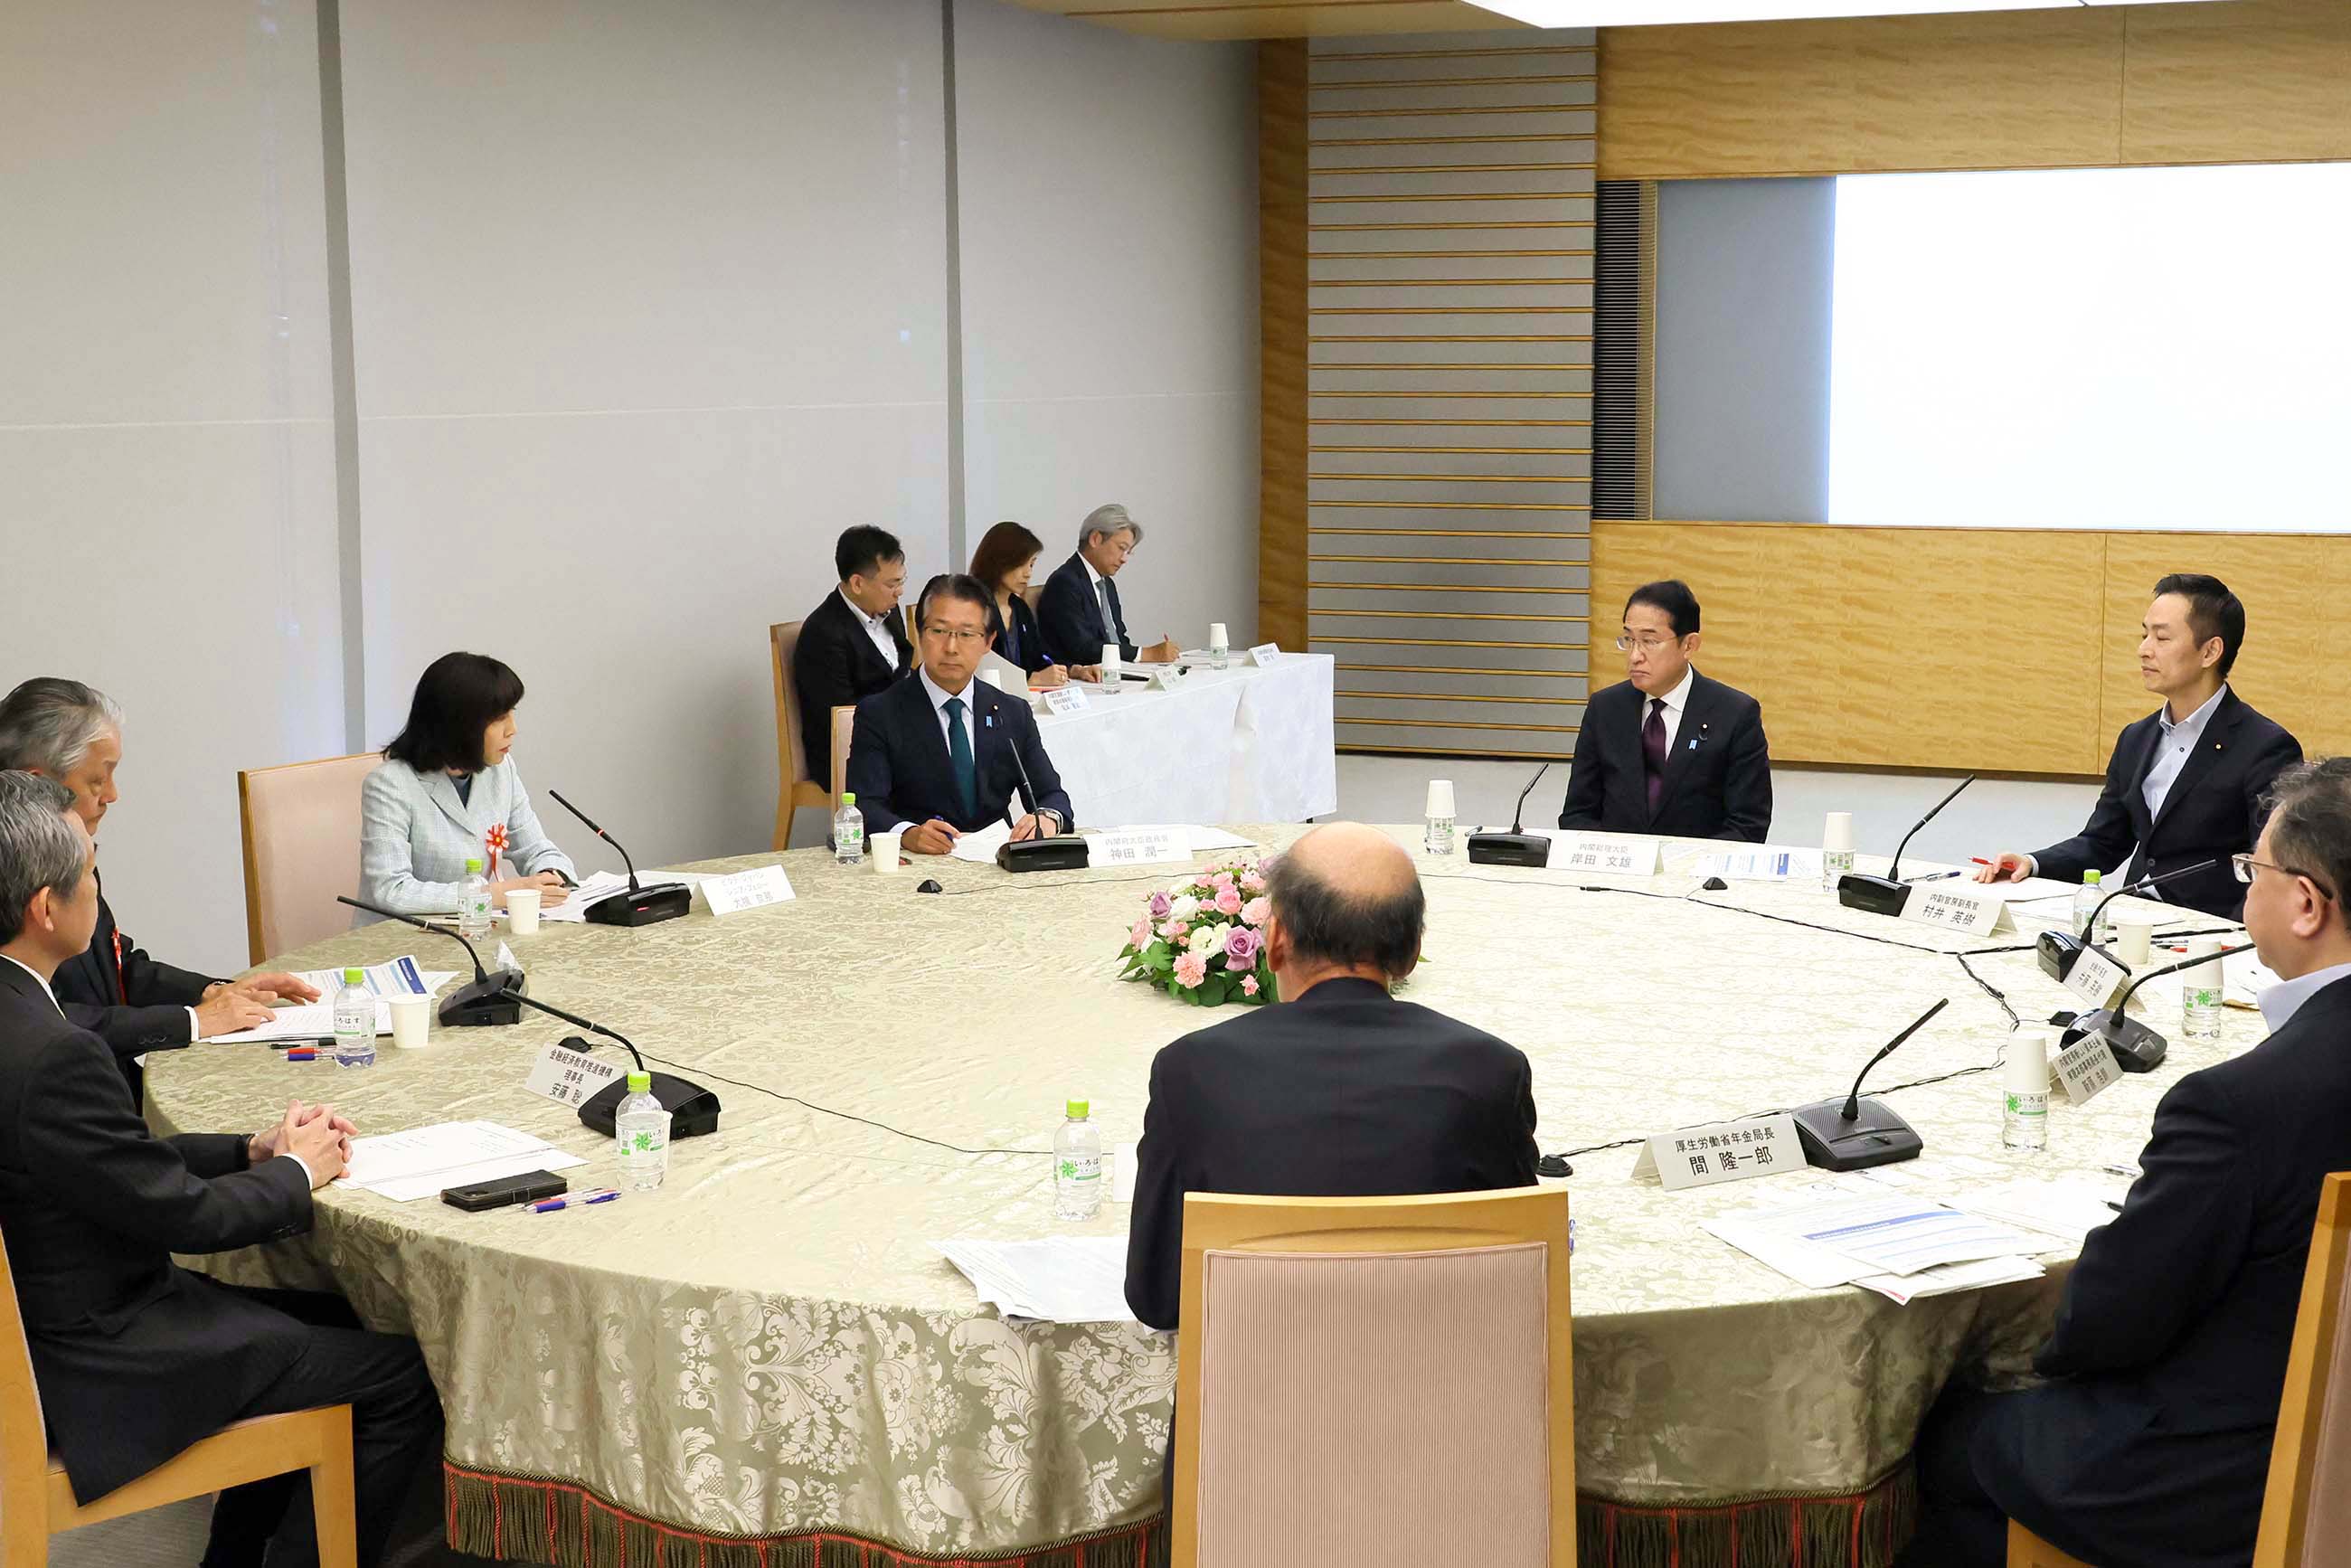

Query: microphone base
left=1837, top=873, right=1912, bottom=919
left=439, top=970, right=524, bottom=1028
left=2063, top=1010, right=2168, bottom=1073
left=1791, top=1094, right=1925, bottom=1170
left=583, top=883, right=694, bottom=927
left=997, top=837, right=1090, bottom=873
left=2036, top=930, right=2089, bottom=982
left=1467, top=831, right=1552, bottom=867
left=577, top=1072, right=722, bottom=1139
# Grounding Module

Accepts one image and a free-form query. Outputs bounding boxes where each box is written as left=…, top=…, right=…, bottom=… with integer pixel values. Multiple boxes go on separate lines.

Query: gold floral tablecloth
left=144, top=829, right=2261, bottom=1566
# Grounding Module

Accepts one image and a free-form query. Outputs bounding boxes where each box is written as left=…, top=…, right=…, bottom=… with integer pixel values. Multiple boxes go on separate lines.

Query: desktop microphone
left=1837, top=777, right=1978, bottom=917
left=499, top=989, right=721, bottom=1138
left=1468, top=762, right=1553, bottom=867
left=334, top=894, right=524, bottom=1027
left=996, top=713, right=1090, bottom=873
left=1789, top=997, right=1949, bottom=1170
left=2035, top=858, right=2219, bottom=982
left=2063, top=940, right=2256, bottom=1073
left=545, top=789, right=694, bottom=926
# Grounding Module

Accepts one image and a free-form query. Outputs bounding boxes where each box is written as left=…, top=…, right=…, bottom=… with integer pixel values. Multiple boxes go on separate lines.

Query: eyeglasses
left=921, top=627, right=989, bottom=647
left=2233, top=852, right=2338, bottom=901
left=1612, top=636, right=1678, bottom=654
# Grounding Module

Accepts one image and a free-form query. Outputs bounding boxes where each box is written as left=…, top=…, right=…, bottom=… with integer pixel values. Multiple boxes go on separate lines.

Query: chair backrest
left=1173, top=1187, right=1572, bottom=1568
left=0, top=1221, right=51, bottom=1514
left=827, top=706, right=854, bottom=801
left=239, top=753, right=379, bottom=965
left=1021, top=583, right=1041, bottom=611
left=771, top=620, right=811, bottom=793
left=2256, top=1171, right=2351, bottom=1565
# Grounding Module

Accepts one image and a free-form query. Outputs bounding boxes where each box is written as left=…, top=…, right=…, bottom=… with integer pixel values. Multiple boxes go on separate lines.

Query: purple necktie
left=1642, top=697, right=1668, bottom=817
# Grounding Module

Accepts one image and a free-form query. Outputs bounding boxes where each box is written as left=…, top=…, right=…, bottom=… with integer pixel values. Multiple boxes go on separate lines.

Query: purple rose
left=1147, top=891, right=1172, bottom=920
left=1223, top=926, right=1261, bottom=967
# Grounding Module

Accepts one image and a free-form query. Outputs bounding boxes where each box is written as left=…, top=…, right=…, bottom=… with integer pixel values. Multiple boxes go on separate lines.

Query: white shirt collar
left=838, top=586, right=890, bottom=630
left=1647, top=665, right=1695, bottom=715
left=0, top=953, right=62, bottom=1018
left=2160, top=682, right=2228, bottom=736
left=2259, top=959, right=2351, bottom=1032
left=918, top=666, right=977, bottom=713
left=1081, top=555, right=1106, bottom=590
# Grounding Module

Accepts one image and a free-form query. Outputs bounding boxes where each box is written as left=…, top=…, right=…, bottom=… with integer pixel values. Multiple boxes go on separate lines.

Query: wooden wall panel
left=1260, top=40, right=1311, bottom=656
left=1006, top=1, right=1520, bottom=42
left=2120, top=0, right=2351, bottom=165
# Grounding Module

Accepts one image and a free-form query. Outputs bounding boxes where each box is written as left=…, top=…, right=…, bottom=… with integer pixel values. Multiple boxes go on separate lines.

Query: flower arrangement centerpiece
left=1117, top=860, right=1278, bottom=1007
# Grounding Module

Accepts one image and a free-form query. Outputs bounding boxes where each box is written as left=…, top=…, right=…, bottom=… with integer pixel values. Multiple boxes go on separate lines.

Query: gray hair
left=2262, top=757, right=2351, bottom=905
left=0, top=771, right=84, bottom=946
left=0, top=678, right=124, bottom=776
left=1079, top=503, right=1143, bottom=550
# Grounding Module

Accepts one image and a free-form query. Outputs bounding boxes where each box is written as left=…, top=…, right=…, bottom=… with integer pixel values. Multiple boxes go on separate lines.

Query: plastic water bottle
left=1053, top=1099, right=1103, bottom=1221
left=614, top=1072, right=670, bottom=1191
left=2002, top=1030, right=2051, bottom=1151
left=2183, top=937, right=2225, bottom=1043
left=833, top=791, right=864, bottom=866
left=331, top=968, right=375, bottom=1069
left=458, top=856, right=493, bottom=939
left=2072, top=870, right=2104, bottom=940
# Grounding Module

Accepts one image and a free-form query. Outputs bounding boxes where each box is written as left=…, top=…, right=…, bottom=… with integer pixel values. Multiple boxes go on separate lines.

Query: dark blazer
left=0, top=959, right=316, bottom=1501
left=51, top=877, right=212, bottom=1067
left=844, top=674, right=1073, bottom=836
left=793, top=589, right=911, bottom=779
left=986, top=593, right=1057, bottom=676
left=1038, top=553, right=1135, bottom=664
left=1974, top=974, right=2351, bottom=1568
left=1124, top=978, right=1540, bottom=1331
left=2032, top=686, right=2301, bottom=920
left=1558, top=670, right=1772, bottom=842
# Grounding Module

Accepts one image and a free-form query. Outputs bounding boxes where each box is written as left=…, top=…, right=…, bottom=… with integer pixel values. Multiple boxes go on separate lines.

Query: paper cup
left=505, top=886, right=541, bottom=936
left=1822, top=812, right=1855, bottom=854
left=387, top=993, right=431, bottom=1051
left=1100, top=642, right=1122, bottom=679
left=2006, top=1030, right=2051, bottom=1093
left=2114, top=914, right=2156, bottom=968
left=1425, top=779, right=1456, bottom=819
left=1208, top=622, right=1228, bottom=648
left=872, top=831, right=904, bottom=875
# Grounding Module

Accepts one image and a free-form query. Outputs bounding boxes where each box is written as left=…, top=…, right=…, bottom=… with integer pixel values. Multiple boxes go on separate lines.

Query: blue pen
left=532, top=1188, right=620, bottom=1214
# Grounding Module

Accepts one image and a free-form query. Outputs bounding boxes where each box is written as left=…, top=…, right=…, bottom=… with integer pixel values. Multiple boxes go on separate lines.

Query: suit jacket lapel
left=1104, top=578, right=1128, bottom=647
left=423, top=769, right=482, bottom=839
left=904, top=679, right=957, bottom=808
left=2147, top=693, right=2242, bottom=840
left=974, top=687, right=1013, bottom=814
left=1648, top=675, right=1714, bottom=824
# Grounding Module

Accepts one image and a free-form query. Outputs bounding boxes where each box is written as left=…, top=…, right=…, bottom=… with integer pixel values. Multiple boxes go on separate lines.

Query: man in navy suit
left=1977, top=573, right=2301, bottom=919
left=1559, top=580, right=1772, bottom=842
left=792, top=525, right=912, bottom=780
left=1036, top=504, right=1180, bottom=668
left=1903, top=758, right=2351, bottom=1568
left=845, top=574, right=1075, bottom=856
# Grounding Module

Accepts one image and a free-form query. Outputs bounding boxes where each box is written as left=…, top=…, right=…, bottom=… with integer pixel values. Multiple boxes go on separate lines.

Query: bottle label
left=2006, top=1091, right=2047, bottom=1116
left=1058, top=1156, right=1100, bottom=1186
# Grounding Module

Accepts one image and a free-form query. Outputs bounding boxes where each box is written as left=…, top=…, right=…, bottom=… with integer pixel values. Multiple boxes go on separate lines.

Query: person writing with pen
left=845, top=574, right=1074, bottom=855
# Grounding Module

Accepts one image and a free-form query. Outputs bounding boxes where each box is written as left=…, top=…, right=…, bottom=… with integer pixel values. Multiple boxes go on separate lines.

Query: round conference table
left=145, top=827, right=2262, bottom=1568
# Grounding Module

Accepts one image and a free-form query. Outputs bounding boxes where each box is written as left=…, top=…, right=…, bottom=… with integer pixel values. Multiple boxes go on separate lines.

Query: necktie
left=1096, top=581, right=1115, bottom=643
left=1642, top=697, right=1668, bottom=817
left=942, top=696, right=977, bottom=821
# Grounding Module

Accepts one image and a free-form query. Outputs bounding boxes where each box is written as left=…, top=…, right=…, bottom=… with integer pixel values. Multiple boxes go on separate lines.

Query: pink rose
left=1241, top=896, right=1270, bottom=928
left=1129, top=918, right=1153, bottom=949
left=1147, top=891, right=1172, bottom=920
left=1173, top=951, right=1209, bottom=988
left=1213, top=885, right=1243, bottom=916
left=1241, top=974, right=1260, bottom=997
left=1211, top=871, right=1235, bottom=891
left=1169, top=921, right=1189, bottom=942
left=1223, top=926, right=1261, bottom=966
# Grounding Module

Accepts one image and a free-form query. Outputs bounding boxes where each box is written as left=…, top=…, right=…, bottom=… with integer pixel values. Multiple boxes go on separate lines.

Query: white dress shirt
left=3, top=953, right=61, bottom=1016
left=918, top=667, right=980, bottom=760
left=841, top=588, right=900, bottom=670
left=1638, top=666, right=1696, bottom=753
left=2142, top=683, right=2229, bottom=820
left=2258, top=959, right=2351, bottom=1031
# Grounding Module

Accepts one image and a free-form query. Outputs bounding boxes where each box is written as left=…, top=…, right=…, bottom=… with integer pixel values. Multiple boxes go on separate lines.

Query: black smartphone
left=440, top=1169, right=569, bottom=1212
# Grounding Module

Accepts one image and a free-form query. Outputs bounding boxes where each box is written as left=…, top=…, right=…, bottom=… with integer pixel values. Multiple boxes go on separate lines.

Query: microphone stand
left=997, top=714, right=1089, bottom=872
left=2035, top=858, right=2219, bottom=982
left=545, top=789, right=694, bottom=927
left=2065, top=940, right=2256, bottom=1073
left=335, top=894, right=523, bottom=1027
left=502, top=989, right=722, bottom=1138
left=1468, top=762, right=1553, bottom=866
left=1790, top=997, right=1949, bottom=1170
left=1837, top=776, right=1978, bottom=917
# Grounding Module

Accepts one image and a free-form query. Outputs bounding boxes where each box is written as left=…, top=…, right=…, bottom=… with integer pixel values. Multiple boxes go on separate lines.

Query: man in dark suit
left=845, top=573, right=1074, bottom=856
left=0, top=678, right=316, bottom=1097
left=1036, top=503, right=1180, bottom=668
left=1125, top=821, right=1539, bottom=1331
left=792, top=524, right=912, bottom=780
left=1977, top=574, right=2302, bottom=919
left=1559, top=580, right=1771, bottom=842
left=0, top=770, right=442, bottom=1568
left=1903, top=758, right=2351, bottom=1568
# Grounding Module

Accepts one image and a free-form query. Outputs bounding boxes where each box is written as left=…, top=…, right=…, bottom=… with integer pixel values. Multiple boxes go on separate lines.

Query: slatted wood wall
left=1298, top=28, right=1596, bottom=760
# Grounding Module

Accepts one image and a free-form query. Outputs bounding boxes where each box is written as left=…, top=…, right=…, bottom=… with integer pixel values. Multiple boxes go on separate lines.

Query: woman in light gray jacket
left=359, top=652, right=576, bottom=915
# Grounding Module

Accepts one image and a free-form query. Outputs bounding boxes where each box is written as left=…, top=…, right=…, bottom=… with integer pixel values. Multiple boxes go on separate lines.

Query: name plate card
left=2063, top=945, right=2131, bottom=1010
left=1901, top=884, right=2016, bottom=937
left=2053, top=1030, right=2124, bottom=1106
left=699, top=864, right=795, bottom=917
left=1248, top=643, right=1281, bottom=666
left=1632, top=1115, right=1803, bottom=1191
left=1090, top=827, right=1191, bottom=867
left=1152, top=666, right=1184, bottom=692
left=1558, top=835, right=1661, bottom=876
left=1042, top=685, right=1089, bottom=716
left=524, top=1041, right=625, bottom=1110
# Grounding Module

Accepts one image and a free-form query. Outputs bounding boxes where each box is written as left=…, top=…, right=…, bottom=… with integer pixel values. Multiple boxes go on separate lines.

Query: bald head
left=1264, top=822, right=1425, bottom=984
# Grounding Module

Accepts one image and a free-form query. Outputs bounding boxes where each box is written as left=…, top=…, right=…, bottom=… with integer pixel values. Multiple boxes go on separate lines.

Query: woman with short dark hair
left=359, top=652, right=575, bottom=915
left=968, top=521, right=1098, bottom=685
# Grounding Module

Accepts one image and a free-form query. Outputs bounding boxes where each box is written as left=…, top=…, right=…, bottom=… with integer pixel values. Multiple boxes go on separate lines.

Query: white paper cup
left=1425, top=779, right=1456, bottom=819
left=505, top=886, right=541, bottom=936
left=1823, top=811, right=1855, bottom=854
left=872, top=831, right=904, bottom=875
left=2114, top=914, right=2156, bottom=968
left=387, top=993, right=431, bottom=1050
left=1208, top=622, right=1228, bottom=648
left=2006, top=1029, right=2051, bottom=1093
left=1100, top=642, right=1122, bottom=680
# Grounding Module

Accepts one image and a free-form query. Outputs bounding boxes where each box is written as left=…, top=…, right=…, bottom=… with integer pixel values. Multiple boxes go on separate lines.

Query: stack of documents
left=1689, top=846, right=1825, bottom=882
left=334, top=1120, right=584, bottom=1203
left=540, top=869, right=707, bottom=922
left=1954, top=1178, right=2130, bottom=1247
left=1702, top=1182, right=2047, bottom=1304
left=935, top=1237, right=1138, bottom=1323
left=212, top=957, right=458, bottom=1043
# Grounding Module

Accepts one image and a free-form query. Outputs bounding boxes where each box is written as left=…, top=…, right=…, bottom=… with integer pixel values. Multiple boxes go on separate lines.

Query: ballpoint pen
left=532, top=1188, right=620, bottom=1214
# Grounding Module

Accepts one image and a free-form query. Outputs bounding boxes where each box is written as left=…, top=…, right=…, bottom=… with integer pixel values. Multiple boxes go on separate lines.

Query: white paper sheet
left=212, top=956, right=462, bottom=1044
left=1855, top=1254, right=2044, bottom=1306
left=1690, top=847, right=1825, bottom=882
left=934, top=1237, right=1138, bottom=1323
left=1704, top=1185, right=2045, bottom=1286
left=334, top=1120, right=582, bottom=1203
left=949, top=821, right=1015, bottom=863
left=1953, top=1178, right=2129, bottom=1247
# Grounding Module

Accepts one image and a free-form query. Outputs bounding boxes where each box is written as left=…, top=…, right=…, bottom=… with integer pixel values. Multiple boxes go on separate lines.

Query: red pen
left=1970, top=857, right=1994, bottom=866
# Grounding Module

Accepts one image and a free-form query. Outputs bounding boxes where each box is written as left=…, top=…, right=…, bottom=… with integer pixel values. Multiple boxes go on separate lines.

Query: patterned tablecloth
left=144, top=829, right=2261, bottom=1565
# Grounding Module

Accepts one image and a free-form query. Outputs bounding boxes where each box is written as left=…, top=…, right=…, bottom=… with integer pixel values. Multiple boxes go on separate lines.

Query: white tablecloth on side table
left=1035, top=653, right=1336, bottom=829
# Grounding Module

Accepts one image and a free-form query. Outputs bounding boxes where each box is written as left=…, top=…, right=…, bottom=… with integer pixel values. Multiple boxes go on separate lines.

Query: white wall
left=0, top=0, right=345, bottom=973
left=952, top=0, right=1260, bottom=652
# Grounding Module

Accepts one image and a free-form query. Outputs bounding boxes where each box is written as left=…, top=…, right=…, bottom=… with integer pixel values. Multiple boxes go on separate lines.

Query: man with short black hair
left=1978, top=573, right=2300, bottom=918
left=1037, top=503, right=1180, bottom=666
left=1124, top=822, right=1539, bottom=1331
left=793, top=525, right=913, bottom=780
left=1559, top=580, right=1772, bottom=841
left=1904, top=757, right=2351, bottom=1568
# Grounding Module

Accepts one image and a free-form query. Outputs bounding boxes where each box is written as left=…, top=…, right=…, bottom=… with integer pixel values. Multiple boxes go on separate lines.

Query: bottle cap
left=2083, top=870, right=2101, bottom=884
left=627, top=1072, right=651, bottom=1093
left=466, top=857, right=484, bottom=874
left=1065, top=1098, right=1090, bottom=1119
left=2006, top=1031, right=2053, bottom=1093
left=840, top=791, right=856, bottom=806
left=344, top=967, right=364, bottom=984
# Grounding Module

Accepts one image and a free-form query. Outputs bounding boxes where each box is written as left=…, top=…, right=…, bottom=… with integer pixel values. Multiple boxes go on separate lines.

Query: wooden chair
left=0, top=1222, right=359, bottom=1566
left=1171, top=1187, right=1573, bottom=1568
left=768, top=619, right=854, bottom=850
left=2007, top=1171, right=2351, bottom=1568
left=238, top=753, right=379, bottom=965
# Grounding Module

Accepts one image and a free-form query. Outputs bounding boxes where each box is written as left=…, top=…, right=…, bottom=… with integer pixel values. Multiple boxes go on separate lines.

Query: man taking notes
left=1125, top=823, right=1539, bottom=1332
left=1559, top=580, right=1771, bottom=842
left=793, top=525, right=912, bottom=781
left=1976, top=574, right=2300, bottom=919
left=845, top=573, right=1074, bottom=856
left=1037, top=503, right=1180, bottom=667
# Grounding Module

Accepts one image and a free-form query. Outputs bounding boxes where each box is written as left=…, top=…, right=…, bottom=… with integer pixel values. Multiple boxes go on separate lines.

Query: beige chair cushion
left=2299, top=1262, right=2351, bottom=1564
left=244, top=754, right=377, bottom=960
left=773, top=620, right=810, bottom=791
left=1195, top=1243, right=1551, bottom=1568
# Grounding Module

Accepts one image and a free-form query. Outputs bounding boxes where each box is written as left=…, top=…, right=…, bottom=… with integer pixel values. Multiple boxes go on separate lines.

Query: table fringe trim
left=1579, top=1466, right=1917, bottom=1568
